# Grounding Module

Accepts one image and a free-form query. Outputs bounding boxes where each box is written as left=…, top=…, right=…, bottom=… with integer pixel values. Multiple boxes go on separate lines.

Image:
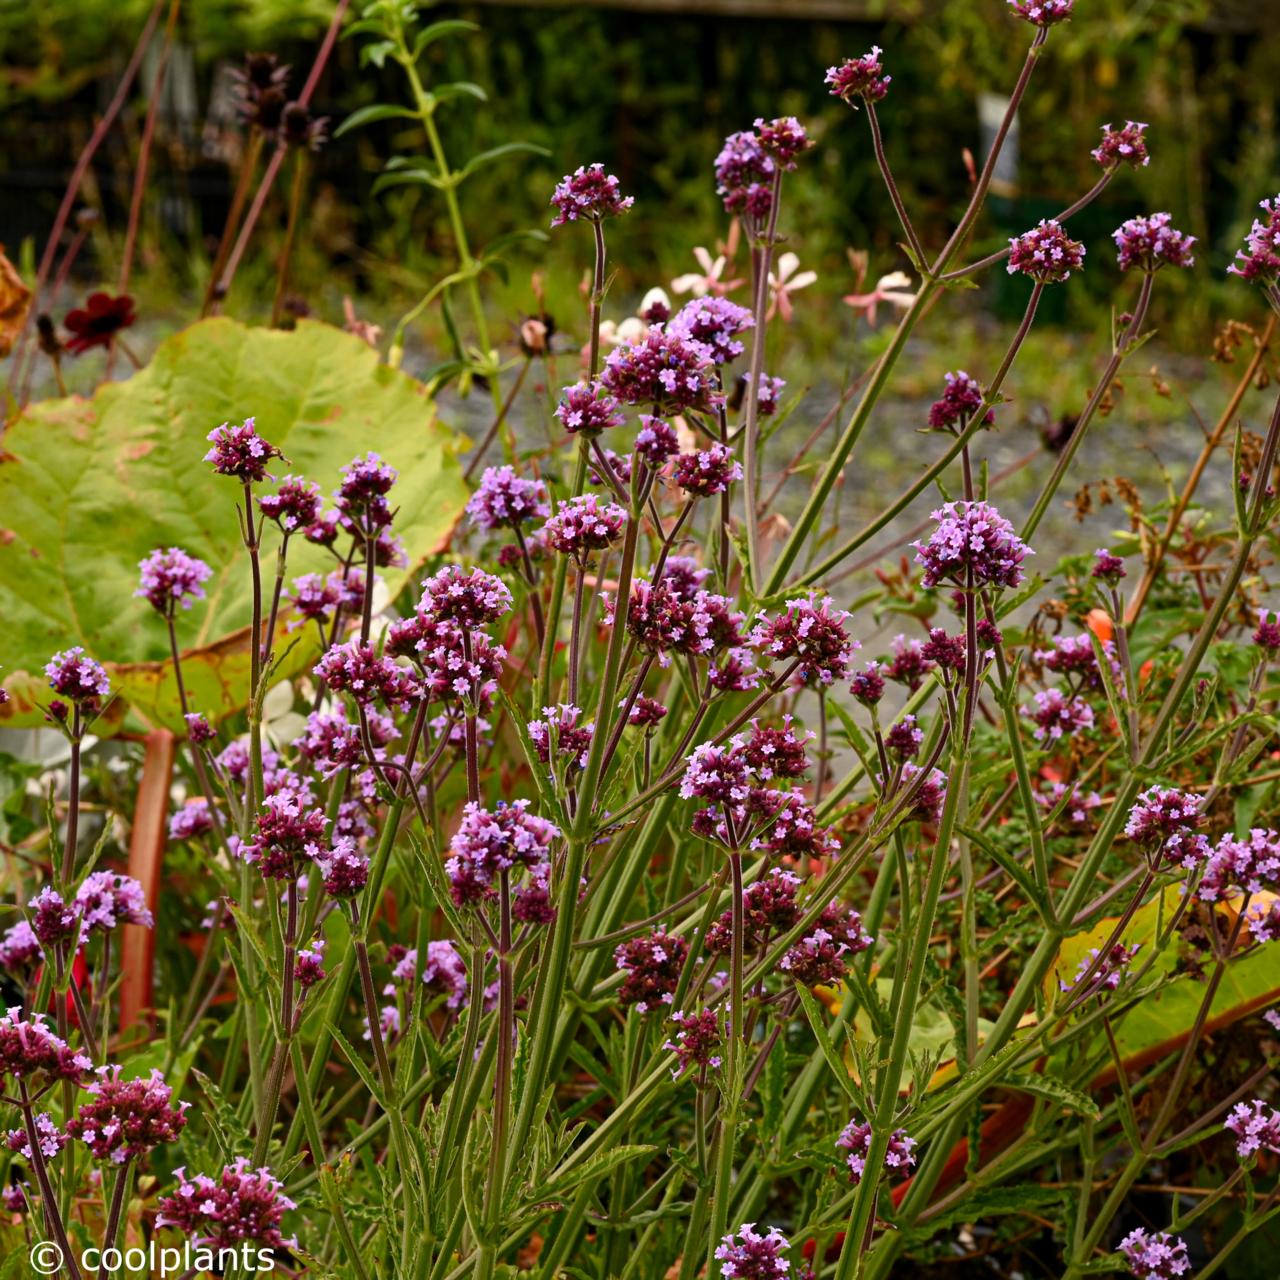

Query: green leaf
left=0, top=319, right=468, bottom=731
left=794, top=984, right=857, bottom=1101
left=1004, top=1070, right=1101, bottom=1119
left=412, top=19, right=478, bottom=59
left=433, top=81, right=488, bottom=106
left=334, top=103, right=420, bottom=137
left=541, top=1144, right=656, bottom=1201
left=455, top=142, right=551, bottom=184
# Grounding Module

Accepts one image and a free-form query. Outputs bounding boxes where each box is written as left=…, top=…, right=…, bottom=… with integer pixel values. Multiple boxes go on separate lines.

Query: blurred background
left=3, top=0, right=1278, bottom=566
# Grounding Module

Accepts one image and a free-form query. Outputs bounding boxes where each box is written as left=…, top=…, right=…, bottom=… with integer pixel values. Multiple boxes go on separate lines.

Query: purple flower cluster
left=241, top=793, right=329, bottom=881
left=614, top=577, right=743, bottom=666
left=74, top=871, right=152, bottom=932
left=555, top=381, right=626, bottom=435
left=1064, top=942, right=1140, bottom=994
left=741, top=718, right=811, bottom=780
left=295, top=938, right=326, bottom=988
left=136, top=547, right=213, bottom=616
left=550, top=164, right=633, bottom=226
left=528, top=703, right=595, bottom=773
left=602, top=325, right=723, bottom=414
left=66, top=1066, right=188, bottom=1164
left=204, top=418, right=282, bottom=483
left=313, top=642, right=422, bottom=712
left=30, top=886, right=79, bottom=947
left=886, top=715, right=923, bottom=759
left=1007, top=0, right=1074, bottom=25
left=336, top=452, right=398, bottom=530
left=444, top=800, right=560, bottom=910
left=850, top=662, right=886, bottom=705
left=837, top=1119, right=917, bottom=1185
left=706, top=869, right=801, bottom=954
left=258, top=475, right=322, bottom=531
left=544, top=494, right=627, bottom=558
left=156, top=1159, right=297, bottom=1249
left=168, top=798, right=214, bottom=842
left=7, top=1112, right=67, bottom=1161
left=714, top=131, right=775, bottom=220
left=670, top=297, right=754, bottom=363
left=466, top=465, right=550, bottom=531
left=1197, top=829, right=1280, bottom=903
left=900, top=763, right=948, bottom=824
left=0, top=1009, right=92, bottom=1085
left=1024, top=689, right=1095, bottom=742
left=421, top=940, right=469, bottom=1010
left=1117, top=1229, right=1190, bottom=1280
left=45, top=647, right=110, bottom=704
left=779, top=903, right=872, bottom=985
left=636, top=416, right=680, bottom=466
left=318, top=837, right=370, bottom=898
left=754, top=116, right=811, bottom=168
left=1224, top=1099, right=1280, bottom=1161
left=714, top=1223, right=791, bottom=1279
left=826, top=48, right=890, bottom=105
left=615, top=930, right=689, bottom=1013
left=1092, top=121, right=1150, bottom=170
left=1113, top=213, right=1196, bottom=273
left=420, top=565, right=513, bottom=626
left=1038, top=782, right=1103, bottom=829
left=665, top=1009, right=723, bottom=1077
left=913, top=501, right=1031, bottom=590
left=1124, top=787, right=1209, bottom=870
left=1227, top=194, right=1280, bottom=285
left=927, top=371, right=993, bottom=430
left=0, top=921, right=42, bottom=971
left=1007, top=220, right=1086, bottom=283
left=672, top=444, right=743, bottom=497
left=749, top=595, right=858, bottom=688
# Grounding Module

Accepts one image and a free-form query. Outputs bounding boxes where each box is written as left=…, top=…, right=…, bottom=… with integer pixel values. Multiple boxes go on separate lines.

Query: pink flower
left=766, top=253, right=817, bottom=322
left=842, top=270, right=916, bottom=326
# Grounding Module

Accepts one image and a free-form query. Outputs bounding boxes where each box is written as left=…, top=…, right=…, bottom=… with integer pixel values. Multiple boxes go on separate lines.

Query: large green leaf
left=0, top=318, right=468, bottom=732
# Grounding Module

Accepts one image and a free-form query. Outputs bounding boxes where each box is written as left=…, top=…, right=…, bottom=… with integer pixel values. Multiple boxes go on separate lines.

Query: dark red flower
left=63, top=293, right=136, bottom=355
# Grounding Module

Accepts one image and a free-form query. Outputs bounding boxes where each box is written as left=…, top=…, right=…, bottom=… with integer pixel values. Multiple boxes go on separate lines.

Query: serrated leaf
left=0, top=319, right=467, bottom=731
left=1004, top=1070, right=1101, bottom=1118
left=541, top=1143, right=656, bottom=1201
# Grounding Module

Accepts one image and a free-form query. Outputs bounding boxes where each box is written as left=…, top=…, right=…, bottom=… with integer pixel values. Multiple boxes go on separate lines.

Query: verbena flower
left=672, top=444, right=743, bottom=497
left=335, top=452, right=398, bottom=530
left=615, top=930, right=688, bottom=1013
left=1038, top=782, right=1103, bottom=829
left=445, top=801, right=560, bottom=907
left=0, top=921, right=42, bottom=971
left=287, top=573, right=340, bottom=629
left=45, top=647, right=110, bottom=704
left=664, top=1009, right=723, bottom=1077
left=927, top=371, right=993, bottom=430
left=66, top=1066, right=188, bottom=1164
left=136, top=547, right=213, bottom=616
left=850, top=662, right=886, bottom=705
left=295, top=938, right=326, bottom=989
left=886, top=715, right=924, bottom=759
left=528, top=704, right=595, bottom=773
left=707, top=869, right=801, bottom=954
left=1063, top=942, right=1140, bottom=994
left=837, top=1119, right=916, bottom=1184
left=1227, top=194, right=1280, bottom=285
left=1113, top=213, right=1196, bottom=272
left=550, top=164, right=633, bottom=226
left=601, top=325, right=723, bottom=413
left=30, top=887, right=79, bottom=948
left=749, top=595, right=858, bottom=687
left=753, top=116, right=812, bottom=168
left=318, top=837, right=370, bottom=898
left=913, top=501, right=1031, bottom=589
left=466, top=465, right=550, bottom=530
left=420, top=565, right=514, bottom=626
left=681, top=740, right=752, bottom=807
left=779, top=903, right=872, bottom=985
left=544, top=495, right=627, bottom=558
left=74, top=872, right=152, bottom=933
left=1007, top=220, right=1086, bottom=283
left=421, top=941, right=469, bottom=1010
left=7, top=1112, right=68, bottom=1161
left=1092, top=121, right=1150, bottom=170
left=185, top=712, right=216, bottom=744
left=1007, top=0, right=1074, bottom=25
left=714, top=1223, right=791, bottom=1278
left=714, top=131, right=775, bottom=219
left=1117, top=1228, right=1190, bottom=1279
left=555, top=381, right=626, bottom=435
left=883, top=634, right=933, bottom=692
left=612, top=579, right=743, bottom=665
left=204, top=418, right=282, bottom=483
left=1197, top=829, right=1280, bottom=902
left=156, top=1159, right=298, bottom=1249
left=258, top=475, right=322, bottom=531
left=635, top=416, right=680, bottom=466
left=628, top=695, right=668, bottom=728
left=1093, top=549, right=1126, bottom=584
left=313, top=643, right=421, bottom=712
left=1125, top=787, right=1209, bottom=870
left=1035, top=632, right=1117, bottom=691
left=826, top=48, right=890, bottom=104
left=669, top=297, right=754, bottom=363
left=1224, top=1099, right=1280, bottom=1161
left=169, top=799, right=214, bottom=842
left=763, top=791, right=841, bottom=862
left=589, top=448, right=633, bottom=488
left=922, top=628, right=967, bottom=675
left=1254, top=611, right=1280, bottom=651
left=241, top=794, right=328, bottom=881
left=741, top=718, right=811, bottom=780
left=0, top=1009, right=92, bottom=1085
left=1024, top=689, right=1095, bottom=742
left=900, top=763, right=948, bottom=823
